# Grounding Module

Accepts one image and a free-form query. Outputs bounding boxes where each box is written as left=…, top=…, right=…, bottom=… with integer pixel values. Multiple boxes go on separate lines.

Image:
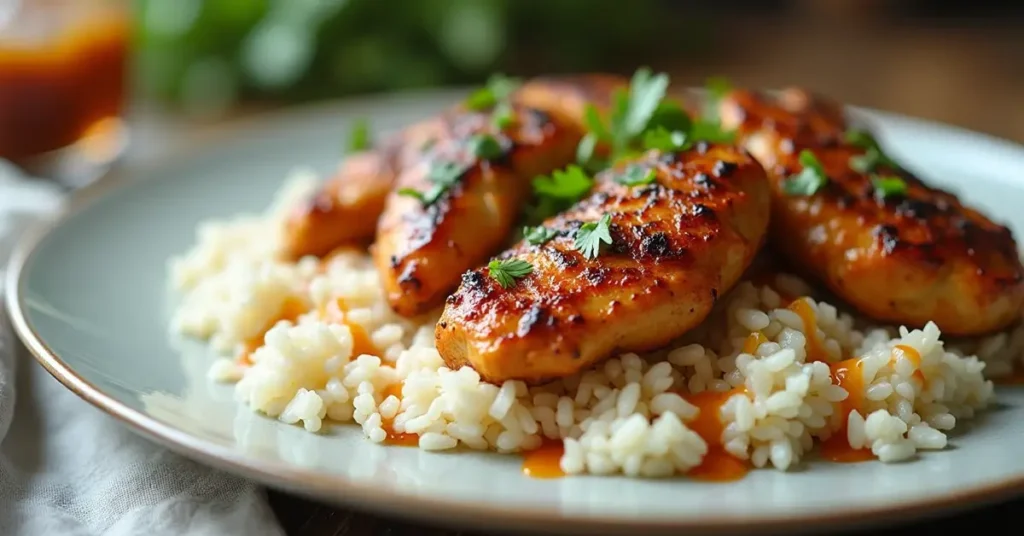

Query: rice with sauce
left=168, top=169, right=1015, bottom=478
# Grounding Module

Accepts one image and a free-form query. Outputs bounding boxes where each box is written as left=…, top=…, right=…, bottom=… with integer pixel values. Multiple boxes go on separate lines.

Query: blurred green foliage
left=133, top=0, right=711, bottom=117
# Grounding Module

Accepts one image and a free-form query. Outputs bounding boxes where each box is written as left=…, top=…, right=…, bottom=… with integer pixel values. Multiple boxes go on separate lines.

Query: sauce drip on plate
left=820, top=358, right=872, bottom=462
left=381, top=383, right=420, bottom=446
left=237, top=297, right=308, bottom=365
left=522, top=440, right=565, bottom=479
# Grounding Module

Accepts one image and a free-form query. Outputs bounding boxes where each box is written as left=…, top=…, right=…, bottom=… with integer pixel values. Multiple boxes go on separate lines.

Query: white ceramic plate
left=7, top=88, right=1024, bottom=535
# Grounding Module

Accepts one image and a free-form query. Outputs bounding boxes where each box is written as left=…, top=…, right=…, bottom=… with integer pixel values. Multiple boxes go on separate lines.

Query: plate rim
left=6, top=90, right=1024, bottom=535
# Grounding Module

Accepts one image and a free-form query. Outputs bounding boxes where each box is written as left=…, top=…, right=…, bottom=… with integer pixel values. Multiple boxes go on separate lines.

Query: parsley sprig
left=846, top=129, right=901, bottom=173
left=346, top=118, right=371, bottom=154
left=783, top=150, right=829, bottom=196
left=523, top=165, right=595, bottom=225
left=576, top=69, right=736, bottom=172
left=871, top=175, right=908, bottom=199
left=574, top=214, right=614, bottom=260
left=397, top=160, right=469, bottom=206
left=615, top=165, right=656, bottom=186
left=523, top=225, right=558, bottom=246
left=465, top=73, right=521, bottom=130
left=488, top=258, right=533, bottom=289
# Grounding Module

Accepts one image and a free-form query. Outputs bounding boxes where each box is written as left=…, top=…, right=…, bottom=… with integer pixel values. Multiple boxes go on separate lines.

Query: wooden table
left=126, top=15, right=1024, bottom=535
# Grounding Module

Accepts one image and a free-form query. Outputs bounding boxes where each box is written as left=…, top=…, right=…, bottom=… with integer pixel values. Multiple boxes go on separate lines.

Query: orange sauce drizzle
left=322, top=297, right=377, bottom=357
left=820, top=358, right=873, bottom=462
left=683, top=387, right=751, bottom=481
left=687, top=448, right=749, bottom=482
left=236, top=296, right=308, bottom=365
left=893, top=344, right=926, bottom=383
left=788, top=299, right=828, bottom=363
left=522, top=439, right=566, bottom=479
left=742, top=332, right=768, bottom=354
left=380, top=383, right=419, bottom=446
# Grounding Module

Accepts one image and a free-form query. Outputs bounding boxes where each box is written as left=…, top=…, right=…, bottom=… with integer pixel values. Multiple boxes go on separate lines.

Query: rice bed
left=169, top=170, right=1017, bottom=479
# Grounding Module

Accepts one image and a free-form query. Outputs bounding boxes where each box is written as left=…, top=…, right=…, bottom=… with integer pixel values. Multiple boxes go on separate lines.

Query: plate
left=7, top=88, right=1024, bottom=535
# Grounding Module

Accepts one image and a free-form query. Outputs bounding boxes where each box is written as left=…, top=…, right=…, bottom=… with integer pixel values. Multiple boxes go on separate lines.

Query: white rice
left=168, top=168, right=1011, bottom=478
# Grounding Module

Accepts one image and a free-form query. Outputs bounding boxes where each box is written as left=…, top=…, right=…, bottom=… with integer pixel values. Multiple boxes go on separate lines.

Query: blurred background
left=1, top=0, right=1022, bottom=182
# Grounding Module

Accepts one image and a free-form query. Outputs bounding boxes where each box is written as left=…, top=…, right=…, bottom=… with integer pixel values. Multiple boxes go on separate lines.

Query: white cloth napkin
left=0, top=162, right=285, bottom=536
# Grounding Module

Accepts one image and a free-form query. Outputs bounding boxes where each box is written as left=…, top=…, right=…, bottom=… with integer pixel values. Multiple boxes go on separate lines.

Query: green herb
left=645, top=101, right=692, bottom=134
left=689, top=119, right=737, bottom=144
left=469, top=134, right=504, bottom=160
left=642, top=127, right=687, bottom=152
left=465, top=73, right=521, bottom=111
left=622, top=68, right=671, bottom=139
left=488, top=258, right=533, bottom=289
left=845, top=128, right=901, bottom=173
left=615, top=165, right=657, bottom=186
left=576, top=133, right=599, bottom=168
left=871, top=175, right=908, bottom=198
left=702, top=76, right=732, bottom=122
left=523, top=225, right=557, bottom=246
left=399, top=160, right=469, bottom=206
left=492, top=101, right=514, bottom=129
left=532, top=165, right=594, bottom=202
left=347, top=118, right=371, bottom=154
left=783, top=150, right=829, bottom=196
left=574, top=214, right=614, bottom=260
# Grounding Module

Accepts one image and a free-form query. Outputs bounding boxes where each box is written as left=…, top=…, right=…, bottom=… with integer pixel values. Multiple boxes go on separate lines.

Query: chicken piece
left=282, top=74, right=630, bottom=260
left=373, top=104, right=583, bottom=317
left=436, top=145, right=771, bottom=383
left=282, top=116, right=450, bottom=259
left=721, top=88, right=1024, bottom=335
left=512, top=73, right=627, bottom=127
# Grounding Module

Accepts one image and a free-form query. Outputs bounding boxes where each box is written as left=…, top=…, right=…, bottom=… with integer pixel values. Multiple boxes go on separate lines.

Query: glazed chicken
left=436, top=145, right=772, bottom=383
left=282, top=74, right=629, bottom=261
left=720, top=88, right=1024, bottom=335
left=373, top=75, right=630, bottom=317
left=283, top=117, right=450, bottom=259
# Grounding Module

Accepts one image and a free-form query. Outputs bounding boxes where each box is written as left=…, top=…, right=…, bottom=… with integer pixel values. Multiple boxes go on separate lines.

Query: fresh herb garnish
left=398, top=160, right=469, bottom=206
left=523, top=225, right=557, bottom=246
left=871, top=175, right=908, bottom=199
left=642, top=127, right=687, bottom=152
left=465, top=73, right=521, bottom=111
left=702, top=76, right=732, bottom=122
left=492, top=100, right=514, bottom=129
left=574, top=214, right=614, bottom=260
left=532, top=165, right=594, bottom=202
left=689, top=119, right=737, bottom=144
left=469, top=134, right=504, bottom=160
left=846, top=128, right=901, bottom=173
left=347, top=118, right=371, bottom=154
left=615, top=165, right=657, bottom=186
left=488, top=258, right=533, bottom=289
left=578, top=68, right=736, bottom=172
left=783, top=150, right=829, bottom=196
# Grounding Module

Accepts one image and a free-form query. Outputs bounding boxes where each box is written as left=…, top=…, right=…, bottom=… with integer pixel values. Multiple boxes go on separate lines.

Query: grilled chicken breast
left=721, top=88, right=1024, bottom=335
left=282, top=74, right=629, bottom=261
left=436, top=145, right=771, bottom=383
left=373, top=104, right=583, bottom=317
left=283, top=117, right=451, bottom=259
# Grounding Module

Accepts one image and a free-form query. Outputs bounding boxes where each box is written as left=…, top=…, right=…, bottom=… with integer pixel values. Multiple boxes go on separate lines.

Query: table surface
left=119, top=15, right=1024, bottom=535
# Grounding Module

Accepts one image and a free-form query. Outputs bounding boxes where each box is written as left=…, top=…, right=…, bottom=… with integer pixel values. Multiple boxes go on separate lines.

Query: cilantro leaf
left=469, top=134, right=504, bottom=160
left=702, top=76, right=732, bottom=122
left=574, top=214, right=614, bottom=260
left=643, top=128, right=687, bottom=152
left=532, top=165, right=594, bottom=201
left=616, top=165, right=657, bottom=186
left=465, top=73, right=521, bottom=111
left=871, top=175, right=908, bottom=199
left=783, top=150, right=829, bottom=196
left=584, top=104, right=613, bottom=142
left=689, top=119, right=737, bottom=144
left=575, top=133, right=605, bottom=171
left=644, top=101, right=691, bottom=135
left=845, top=128, right=901, bottom=172
left=488, top=258, right=533, bottom=289
left=492, top=101, right=514, bottom=129
left=623, top=67, right=670, bottom=139
left=400, top=160, right=469, bottom=207
left=523, top=225, right=557, bottom=246
left=347, top=118, right=371, bottom=154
